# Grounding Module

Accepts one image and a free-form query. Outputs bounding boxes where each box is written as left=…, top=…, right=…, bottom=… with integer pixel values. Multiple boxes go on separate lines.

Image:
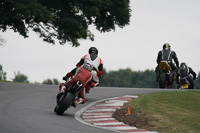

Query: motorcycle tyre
left=55, top=92, right=75, bottom=115
left=159, top=73, right=167, bottom=88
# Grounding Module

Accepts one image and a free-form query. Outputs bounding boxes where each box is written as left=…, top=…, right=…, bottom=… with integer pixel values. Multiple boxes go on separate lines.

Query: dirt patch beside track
left=112, top=103, right=159, bottom=131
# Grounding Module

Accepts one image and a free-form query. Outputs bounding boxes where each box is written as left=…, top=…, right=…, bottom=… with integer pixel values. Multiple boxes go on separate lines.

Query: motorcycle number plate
left=181, top=84, right=189, bottom=89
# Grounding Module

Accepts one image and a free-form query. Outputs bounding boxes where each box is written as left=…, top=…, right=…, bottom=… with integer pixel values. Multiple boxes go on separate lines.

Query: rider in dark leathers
left=176, top=62, right=197, bottom=89
left=155, top=43, right=179, bottom=81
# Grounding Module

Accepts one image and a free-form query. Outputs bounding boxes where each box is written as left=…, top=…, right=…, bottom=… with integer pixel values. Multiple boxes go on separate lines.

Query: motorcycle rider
left=57, top=61, right=93, bottom=107
left=176, top=62, right=197, bottom=89
left=155, top=43, right=179, bottom=81
left=76, top=47, right=103, bottom=93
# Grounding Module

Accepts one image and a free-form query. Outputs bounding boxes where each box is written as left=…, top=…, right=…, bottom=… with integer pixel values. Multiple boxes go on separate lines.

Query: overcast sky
left=1, top=0, right=200, bottom=83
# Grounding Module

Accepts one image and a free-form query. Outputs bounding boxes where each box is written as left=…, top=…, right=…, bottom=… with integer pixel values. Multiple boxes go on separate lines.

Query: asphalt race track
left=0, top=82, right=179, bottom=133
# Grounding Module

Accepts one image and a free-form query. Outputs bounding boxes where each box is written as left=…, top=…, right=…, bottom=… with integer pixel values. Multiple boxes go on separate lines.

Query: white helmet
left=83, top=61, right=93, bottom=72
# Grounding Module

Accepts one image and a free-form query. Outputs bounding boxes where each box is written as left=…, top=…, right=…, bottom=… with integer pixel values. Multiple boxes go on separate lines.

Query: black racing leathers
left=155, top=49, right=179, bottom=82
left=177, top=67, right=196, bottom=89
left=156, top=49, right=179, bottom=69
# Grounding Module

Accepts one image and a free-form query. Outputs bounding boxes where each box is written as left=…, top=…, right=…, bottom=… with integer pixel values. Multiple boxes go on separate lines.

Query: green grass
left=0, top=80, right=30, bottom=84
left=0, top=80, right=13, bottom=83
left=129, top=91, right=200, bottom=133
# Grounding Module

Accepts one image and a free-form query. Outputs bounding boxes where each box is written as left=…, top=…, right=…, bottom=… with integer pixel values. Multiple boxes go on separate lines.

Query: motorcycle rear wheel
left=55, top=92, right=75, bottom=115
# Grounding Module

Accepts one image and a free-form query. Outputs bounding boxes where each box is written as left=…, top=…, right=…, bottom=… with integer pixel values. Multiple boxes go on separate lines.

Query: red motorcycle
left=54, top=80, right=82, bottom=115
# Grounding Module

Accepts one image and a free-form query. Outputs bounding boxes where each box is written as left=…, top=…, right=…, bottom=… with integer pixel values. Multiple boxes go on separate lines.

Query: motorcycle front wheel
left=159, top=72, right=167, bottom=88
left=54, top=92, right=75, bottom=115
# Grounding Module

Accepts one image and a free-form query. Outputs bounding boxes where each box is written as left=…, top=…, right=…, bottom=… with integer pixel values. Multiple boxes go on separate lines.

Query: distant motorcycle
left=54, top=80, right=82, bottom=115
left=158, top=61, right=176, bottom=88
left=179, top=77, right=190, bottom=89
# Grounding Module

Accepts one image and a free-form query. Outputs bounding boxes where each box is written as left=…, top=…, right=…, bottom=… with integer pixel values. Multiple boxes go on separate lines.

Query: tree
left=13, top=71, right=29, bottom=83
left=0, top=64, right=7, bottom=80
left=42, top=79, right=53, bottom=85
left=0, top=35, right=5, bottom=46
left=42, top=78, right=59, bottom=85
left=0, top=0, right=131, bottom=46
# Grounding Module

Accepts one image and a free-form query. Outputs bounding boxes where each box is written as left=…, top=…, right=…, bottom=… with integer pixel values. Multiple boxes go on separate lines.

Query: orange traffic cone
left=125, top=106, right=131, bottom=115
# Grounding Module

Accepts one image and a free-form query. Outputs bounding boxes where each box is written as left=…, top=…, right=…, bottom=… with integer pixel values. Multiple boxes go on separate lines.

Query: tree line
left=100, top=68, right=200, bottom=89
left=1, top=64, right=200, bottom=89
left=0, top=65, right=59, bottom=85
left=100, top=69, right=157, bottom=88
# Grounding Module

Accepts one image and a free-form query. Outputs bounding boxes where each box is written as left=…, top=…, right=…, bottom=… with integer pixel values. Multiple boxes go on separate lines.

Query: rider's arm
left=189, top=67, right=197, bottom=80
left=172, top=51, right=179, bottom=68
left=156, top=51, right=162, bottom=64
left=98, top=60, right=103, bottom=77
left=76, top=58, right=84, bottom=67
left=176, top=71, right=180, bottom=84
left=63, top=68, right=77, bottom=81
left=71, top=68, right=77, bottom=74
left=76, top=55, right=88, bottom=67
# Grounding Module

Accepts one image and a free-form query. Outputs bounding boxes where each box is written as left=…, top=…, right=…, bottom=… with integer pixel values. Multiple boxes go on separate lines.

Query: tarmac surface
left=0, top=82, right=179, bottom=133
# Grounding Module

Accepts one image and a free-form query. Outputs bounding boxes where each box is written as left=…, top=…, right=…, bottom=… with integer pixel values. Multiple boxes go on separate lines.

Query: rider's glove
left=76, top=64, right=81, bottom=67
left=98, top=71, right=103, bottom=77
left=91, top=82, right=95, bottom=87
left=63, top=72, right=73, bottom=81
left=63, top=76, right=67, bottom=81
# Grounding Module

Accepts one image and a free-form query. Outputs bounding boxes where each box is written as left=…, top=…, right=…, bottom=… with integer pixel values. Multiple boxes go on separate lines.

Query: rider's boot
left=72, top=98, right=86, bottom=108
left=85, top=82, right=96, bottom=93
left=56, top=84, right=66, bottom=103
left=190, top=84, right=194, bottom=89
left=85, top=84, right=91, bottom=93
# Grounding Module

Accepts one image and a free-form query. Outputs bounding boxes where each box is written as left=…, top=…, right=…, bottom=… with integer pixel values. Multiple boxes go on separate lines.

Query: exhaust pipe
left=76, top=81, right=83, bottom=87
left=71, top=81, right=82, bottom=92
left=72, top=81, right=82, bottom=89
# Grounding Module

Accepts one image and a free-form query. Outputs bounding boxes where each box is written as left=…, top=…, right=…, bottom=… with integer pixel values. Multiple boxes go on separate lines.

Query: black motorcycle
left=54, top=81, right=82, bottom=115
left=158, top=61, right=176, bottom=88
left=177, top=76, right=195, bottom=89
left=179, top=77, right=190, bottom=89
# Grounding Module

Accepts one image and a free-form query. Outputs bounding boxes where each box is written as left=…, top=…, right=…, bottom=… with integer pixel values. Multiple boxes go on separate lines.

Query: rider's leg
left=56, top=83, right=67, bottom=103
left=187, top=77, right=194, bottom=89
left=72, top=86, right=86, bottom=107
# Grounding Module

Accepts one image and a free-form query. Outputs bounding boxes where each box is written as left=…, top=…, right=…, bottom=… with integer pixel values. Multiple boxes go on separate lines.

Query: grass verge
left=1, top=81, right=200, bottom=132
left=0, top=80, right=13, bottom=83
left=127, top=91, right=200, bottom=133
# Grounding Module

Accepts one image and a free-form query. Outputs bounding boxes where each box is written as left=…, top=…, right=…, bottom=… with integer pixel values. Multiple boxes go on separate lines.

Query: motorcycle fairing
left=158, top=61, right=172, bottom=72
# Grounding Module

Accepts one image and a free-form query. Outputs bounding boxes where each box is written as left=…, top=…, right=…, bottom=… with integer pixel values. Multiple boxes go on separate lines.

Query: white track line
left=84, top=118, right=115, bottom=122
left=85, top=108, right=116, bottom=112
